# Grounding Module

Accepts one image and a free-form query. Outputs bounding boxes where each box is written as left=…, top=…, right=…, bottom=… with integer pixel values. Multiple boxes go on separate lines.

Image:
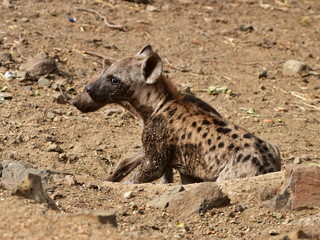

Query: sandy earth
left=0, top=0, right=320, bottom=239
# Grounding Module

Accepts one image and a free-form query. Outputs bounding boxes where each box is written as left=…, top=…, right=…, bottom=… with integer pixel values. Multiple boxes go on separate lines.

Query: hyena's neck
left=129, top=76, right=180, bottom=121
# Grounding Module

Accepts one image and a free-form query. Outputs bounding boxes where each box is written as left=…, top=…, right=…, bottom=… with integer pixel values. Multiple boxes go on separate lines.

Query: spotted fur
left=73, top=45, right=281, bottom=184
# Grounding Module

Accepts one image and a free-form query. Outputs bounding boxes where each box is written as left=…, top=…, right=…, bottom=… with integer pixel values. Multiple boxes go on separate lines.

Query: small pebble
left=123, top=191, right=133, bottom=199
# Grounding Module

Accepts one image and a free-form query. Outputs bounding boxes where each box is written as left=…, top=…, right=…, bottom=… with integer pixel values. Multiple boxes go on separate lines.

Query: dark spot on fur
left=269, top=168, right=275, bottom=172
left=263, top=161, right=270, bottom=167
left=182, top=116, right=186, bottom=122
left=236, top=154, right=243, bottom=162
left=244, top=143, right=250, bottom=148
left=231, top=134, right=238, bottom=139
left=243, top=154, right=251, bottom=162
left=213, top=118, right=227, bottom=127
left=169, top=119, right=173, bottom=124
left=177, top=114, right=183, bottom=120
left=257, top=139, right=263, bottom=144
left=187, top=132, right=192, bottom=139
left=228, top=143, right=235, bottom=150
left=268, top=153, right=273, bottom=159
left=197, top=127, right=202, bottom=133
left=218, top=142, right=224, bottom=148
left=198, top=142, right=202, bottom=148
left=243, top=133, right=252, bottom=139
left=209, top=145, right=216, bottom=151
left=207, top=139, right=212, bottom=145
left=202, top=120, right=211, bottom=125
left=262, top=155, right=267, bottom=161
left=192, top=122, right=197, bottom=127
left=217, top=128, right=232, bottom=134
left=263, top=146, right=269, bottom=152
left=181, top=134, right=185, bottom=140
left=202, top=132, right=208, bottom=138
left=234, top=146, right=240, bottom=152
left=168, top=107, right=177, bottom=116
left=252, top=157, right=258, bottom=165
left=258, top=165, right=264, bottom=172
left=146, top=92, right=151, bottom=99
left=217, top=136, right=221, bottom=140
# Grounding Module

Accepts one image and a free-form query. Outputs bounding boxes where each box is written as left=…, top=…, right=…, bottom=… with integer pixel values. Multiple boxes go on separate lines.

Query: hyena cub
left=73, top=45, right=281, bottom=184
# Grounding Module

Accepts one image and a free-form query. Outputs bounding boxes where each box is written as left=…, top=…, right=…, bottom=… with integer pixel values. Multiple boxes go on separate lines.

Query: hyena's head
left=73, top=45, right=163, bottom=113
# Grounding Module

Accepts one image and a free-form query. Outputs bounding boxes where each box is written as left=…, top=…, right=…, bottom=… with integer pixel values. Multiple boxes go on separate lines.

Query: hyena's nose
left=86, top=84, right=94, bottom=93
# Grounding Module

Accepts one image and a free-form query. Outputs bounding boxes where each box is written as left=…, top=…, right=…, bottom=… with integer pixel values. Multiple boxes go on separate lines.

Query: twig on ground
left=76, top=7, right=125, bottom=31
left=17, top=48, right=27, bottom=61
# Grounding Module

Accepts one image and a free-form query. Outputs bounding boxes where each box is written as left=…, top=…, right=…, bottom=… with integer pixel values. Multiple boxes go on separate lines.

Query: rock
left=283, top=60, right=308, bottom=76
left=147, top=185, right=185, bottom=209
left=239, top=24, right=254, bottom=32
left=258, top=186, right=278, bottom=201
left=13, top=173, right=58, bottom=210
left=293, top=157, right=301, bottom=164
left=51, top=79, right=67, bottom=91
left=71, top=210, right=116, bottom=226
left=0, top=92, right=13, bottom=100
left=16, top=71, right=28, bottom=81
left=2, top=0, right=14, bottom=8
left=4, top=71, right=16, bottom=79
left=258, top=68, right=268, bottom=79
left=123, top=191, right=133, bottom=199
left=19, top=53, right=58, bottom=77
left=47, top=143, right=64, bottom=153
left=168, top=183, right=230, bottom=217
left=52, top=92, right=68, bottom=104
left=268, top=229, right=279, bottom=235
left=104, top=108, right=122, bottom=117
left=38, top=77, right=51, bottom=88
left=272, top=230, right=309, bottom=240
left=267, top=165, right=320, bottom=210
left=0, top=52, right=12, bottom=64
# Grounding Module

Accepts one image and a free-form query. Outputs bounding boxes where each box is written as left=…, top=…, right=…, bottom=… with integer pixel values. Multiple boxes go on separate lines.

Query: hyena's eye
left=111, top=77, right=120, bottom=85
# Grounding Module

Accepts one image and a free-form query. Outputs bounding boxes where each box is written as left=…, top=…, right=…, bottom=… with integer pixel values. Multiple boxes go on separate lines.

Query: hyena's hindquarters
left=266, top=141, right=281, bottom=170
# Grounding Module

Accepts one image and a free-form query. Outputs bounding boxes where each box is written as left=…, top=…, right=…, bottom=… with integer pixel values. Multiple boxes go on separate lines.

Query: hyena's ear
left=137, top=45, right=163, bottom=84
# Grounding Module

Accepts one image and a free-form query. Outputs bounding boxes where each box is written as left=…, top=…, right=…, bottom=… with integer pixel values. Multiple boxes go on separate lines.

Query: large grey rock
left=147, top=185, right=185, bottom=209
left=38, top=77, right=51, bottom=88
left=148, top=183, right=230, bottom=217
left=168, top=182, right=230, bottom=217
left=14, top=173, right=58, bottom=210
left=283, top=60, right=308, bottom=76
left=0, top=161, right=76, bottom=188
left=19, top=53, right=58, bottom=77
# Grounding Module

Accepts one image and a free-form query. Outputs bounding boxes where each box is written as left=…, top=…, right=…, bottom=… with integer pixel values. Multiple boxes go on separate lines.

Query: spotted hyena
left=73, top=45, right=281, bottom=184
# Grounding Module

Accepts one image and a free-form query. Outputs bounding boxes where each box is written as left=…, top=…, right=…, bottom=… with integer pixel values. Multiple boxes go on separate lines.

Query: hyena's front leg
left=106, top=149, right=145, bottom=182
left=125, top=149, right=173, bottom=184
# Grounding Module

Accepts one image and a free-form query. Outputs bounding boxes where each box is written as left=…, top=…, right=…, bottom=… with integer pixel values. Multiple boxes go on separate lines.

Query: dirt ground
left=0, top=0, right=320, bottom=239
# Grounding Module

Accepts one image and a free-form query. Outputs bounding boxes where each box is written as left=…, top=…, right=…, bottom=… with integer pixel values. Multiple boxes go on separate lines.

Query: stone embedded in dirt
left=258, top=186, right=278, bottom=201
left=0, top=161, right=76, bottom=188
left=38, top=77, right=51, bottom=88
left=47, top=143, right=64, bottom=153
left=71, top=210, right=117, bottom=226
left=13, top=173, right=58, bottom=210
left=271, top=230, right=310, bottom=240
left=123, top=191, right=134, bottom=199
left=19, top=53, right=58, bottom=77
left=47, top=112, right=55, bottom=120
left=239, top=24, right=254, bottom=32
left=2, top=0, right=14, bottom=8
left=168, top=183, right=230, bottom=217
left=0, top=92, right=13, bottom=100
left=104, top=108, right=122, bottom=117
left=0, top=52, right=12, bottom=64
left=283, top=60, right=308, bottom=76
left=147, top=185, right=185, bottom=209
left=16, top=71, right=28, bottom=81
left=52, top=79, right=67, bottom=91
left=267, top=164, right=320, bottom=210
left=52, top=92, right=68, bottom=104
left=258, top=68, right=268, bottom=79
